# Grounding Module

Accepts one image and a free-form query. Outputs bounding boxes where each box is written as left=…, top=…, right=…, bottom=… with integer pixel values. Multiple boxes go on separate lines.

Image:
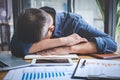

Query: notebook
left=90, top=53, right=120, bottom=59
left=24, top=54, right=78, bottom=59
left=0, top=52, right=30, bottom=71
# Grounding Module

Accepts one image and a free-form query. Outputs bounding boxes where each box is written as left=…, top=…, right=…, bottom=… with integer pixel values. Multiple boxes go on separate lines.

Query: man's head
left=40, top=6, right=56, bottom=26
left=17, top=8, right=54, bottom=43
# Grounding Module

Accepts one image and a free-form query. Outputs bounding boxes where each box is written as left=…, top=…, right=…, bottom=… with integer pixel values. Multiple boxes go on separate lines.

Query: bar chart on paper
left=4, top=65, right=77, bottom=80
left=22, top=71, right=66, bottom=80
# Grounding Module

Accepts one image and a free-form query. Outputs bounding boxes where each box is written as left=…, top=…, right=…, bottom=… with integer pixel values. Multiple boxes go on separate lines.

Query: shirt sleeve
left=10, top=34, right=32, bottom=57
left=73, top=14, right=117, bottom=53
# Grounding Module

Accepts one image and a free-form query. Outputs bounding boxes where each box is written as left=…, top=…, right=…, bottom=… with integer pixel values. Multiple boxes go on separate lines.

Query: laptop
left=0, top=52, right=30, bottom=71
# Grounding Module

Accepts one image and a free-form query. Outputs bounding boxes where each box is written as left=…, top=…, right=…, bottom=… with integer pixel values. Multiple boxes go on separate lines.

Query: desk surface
left=0, top=52, right=120, bottom=80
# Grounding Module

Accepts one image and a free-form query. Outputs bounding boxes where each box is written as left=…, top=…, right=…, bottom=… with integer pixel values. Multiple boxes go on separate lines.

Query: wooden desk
left=0, top=52, right=119, bottom=80
left=0, top=71, right=7, bottom=80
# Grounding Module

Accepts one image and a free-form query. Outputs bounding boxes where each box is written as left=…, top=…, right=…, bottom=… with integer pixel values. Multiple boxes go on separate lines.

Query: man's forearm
left=29, top=33, right=87, bottom=53
left=70, top=42, right=97, bottom=54
left=29, top=37, right=69, bottom=53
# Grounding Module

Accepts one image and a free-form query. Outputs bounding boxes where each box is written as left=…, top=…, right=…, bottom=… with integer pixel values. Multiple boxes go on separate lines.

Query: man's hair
left=17, top=8, right=50, bottom=43
left=40, top=6, right=56, bottom=26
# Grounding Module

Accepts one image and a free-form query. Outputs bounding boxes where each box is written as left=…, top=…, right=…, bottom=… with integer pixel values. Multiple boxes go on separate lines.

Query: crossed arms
left=29, top=33, right=97, bottom=55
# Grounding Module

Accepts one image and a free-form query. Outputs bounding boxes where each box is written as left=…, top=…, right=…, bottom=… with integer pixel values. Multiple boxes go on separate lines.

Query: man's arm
left=37, top=41, right=97, bottom=55
left=29, top=38, right=67, bottom=53
left=29, top=33, right=88, bottom=53
left=70, top=42, right=97, bottom=54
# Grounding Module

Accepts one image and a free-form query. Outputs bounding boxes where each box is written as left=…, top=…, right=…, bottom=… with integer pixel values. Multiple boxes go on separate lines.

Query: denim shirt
left=52, top=12, right=117, bottom=53
left=10, top=12, right=117, bottom=57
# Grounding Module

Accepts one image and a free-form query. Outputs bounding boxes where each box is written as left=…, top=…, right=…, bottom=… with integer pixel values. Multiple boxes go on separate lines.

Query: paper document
left=24, top=54, right=78, bottom=59
left=4, top=63, right=81, bottom=80
left=72, top=59, right=120, bottom=79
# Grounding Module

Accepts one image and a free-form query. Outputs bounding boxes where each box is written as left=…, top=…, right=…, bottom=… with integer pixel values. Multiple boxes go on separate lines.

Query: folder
left=90, top=53, right=120, bottom=59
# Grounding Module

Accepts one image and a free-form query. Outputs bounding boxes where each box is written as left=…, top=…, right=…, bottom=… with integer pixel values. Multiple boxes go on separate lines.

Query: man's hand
left=36, top=47, right=71, bottom=55
left=61, top=33, right=88, bottom=46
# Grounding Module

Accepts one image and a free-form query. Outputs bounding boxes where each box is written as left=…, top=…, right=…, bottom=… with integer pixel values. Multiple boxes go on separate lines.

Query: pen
left=81, top=60, right=86, bottom=68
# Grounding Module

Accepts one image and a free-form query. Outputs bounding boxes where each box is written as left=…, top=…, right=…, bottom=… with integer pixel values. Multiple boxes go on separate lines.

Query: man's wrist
left=70, top=45, right=78, bottom=53
left=60, top=46, right=73, bottom=54
left=59, top=37, right=68, bottom=46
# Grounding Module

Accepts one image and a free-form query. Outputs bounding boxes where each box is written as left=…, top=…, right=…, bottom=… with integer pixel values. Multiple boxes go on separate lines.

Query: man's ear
left=44, top=26, right=54, bottom=39
left=48, top=26, right=54, bottom=32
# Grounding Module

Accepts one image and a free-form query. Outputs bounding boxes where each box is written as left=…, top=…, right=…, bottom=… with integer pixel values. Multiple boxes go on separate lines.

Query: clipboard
left=72, top=59, right=120, bottom=80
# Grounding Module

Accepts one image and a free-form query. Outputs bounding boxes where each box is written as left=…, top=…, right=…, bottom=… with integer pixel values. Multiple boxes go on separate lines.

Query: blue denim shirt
left=10, top=12, right=117, bottom=57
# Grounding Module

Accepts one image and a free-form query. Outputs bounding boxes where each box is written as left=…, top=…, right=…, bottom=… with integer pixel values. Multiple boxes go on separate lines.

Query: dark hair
left=40, top=6, right=56, bottom=26
left=17, top=8, right=50, bottom=43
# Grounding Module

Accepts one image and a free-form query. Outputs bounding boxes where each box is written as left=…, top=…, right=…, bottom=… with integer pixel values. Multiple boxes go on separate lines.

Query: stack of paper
left=4, top=64, right=81, bottom=80
left=72, top=59, right=120, bottom=79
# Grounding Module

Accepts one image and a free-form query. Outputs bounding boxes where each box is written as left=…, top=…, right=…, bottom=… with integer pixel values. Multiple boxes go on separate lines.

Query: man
left=10, top=7, right=117, bottom=57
